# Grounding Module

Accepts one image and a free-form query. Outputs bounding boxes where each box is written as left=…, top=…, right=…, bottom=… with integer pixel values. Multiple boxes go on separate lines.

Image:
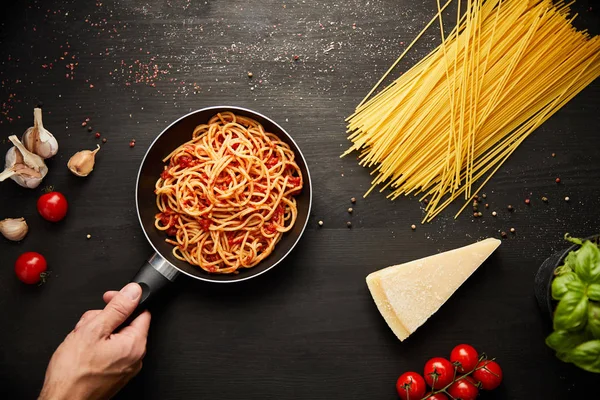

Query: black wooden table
left=1, top=1, right=599, bottom=399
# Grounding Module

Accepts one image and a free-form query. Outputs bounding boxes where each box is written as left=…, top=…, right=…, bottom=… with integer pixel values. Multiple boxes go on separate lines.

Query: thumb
left=88, top=283, right=142, bottom=337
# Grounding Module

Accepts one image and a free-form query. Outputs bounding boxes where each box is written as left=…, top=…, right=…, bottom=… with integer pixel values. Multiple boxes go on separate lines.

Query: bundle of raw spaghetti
left=344, top=0, right=600, bottom=223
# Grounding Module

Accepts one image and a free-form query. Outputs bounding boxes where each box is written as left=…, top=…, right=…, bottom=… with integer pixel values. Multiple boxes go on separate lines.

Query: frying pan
left=124, top=106, right=312, bottom=320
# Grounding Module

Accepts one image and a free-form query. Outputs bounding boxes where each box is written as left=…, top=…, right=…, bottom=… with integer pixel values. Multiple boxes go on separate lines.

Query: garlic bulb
left=0, top=217, right=28, bottom=241
left=22, top=107, right=59, bottom=159
left=0, top=135, right=48, bottom=189
left=67, top=145, right=100, bottom=177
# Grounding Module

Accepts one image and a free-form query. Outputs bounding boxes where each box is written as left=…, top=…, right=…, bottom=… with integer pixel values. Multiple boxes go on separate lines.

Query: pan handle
left=116, top=253, right=179, bottom=331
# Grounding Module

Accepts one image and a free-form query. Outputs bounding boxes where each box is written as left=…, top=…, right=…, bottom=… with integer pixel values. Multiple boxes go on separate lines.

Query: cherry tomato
left=15, top=252, right=48, bottom=284
left=423, top=357, right=455, bottom=389
left=37, top=192, right=68, bottom=222
left=450, top=344, right=479, bottom=373
left=472, top=360, right=503, bottom=390
left=447, top=377, right=479, bottom=400
left=425, top=393, right=449, bottom=400
left=396, top=371, right=426, bottom=400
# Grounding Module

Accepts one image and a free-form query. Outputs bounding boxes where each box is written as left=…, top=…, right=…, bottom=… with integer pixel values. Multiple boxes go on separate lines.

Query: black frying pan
left=123, top=106, right=312, bottom=322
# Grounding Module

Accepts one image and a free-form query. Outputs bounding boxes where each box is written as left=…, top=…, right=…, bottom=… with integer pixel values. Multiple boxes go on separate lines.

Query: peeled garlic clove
left=22, top=107, right=59, bottom=159
left=0, top=217, right=28, bottom=241
left=68, top=145, right=100, bottom=177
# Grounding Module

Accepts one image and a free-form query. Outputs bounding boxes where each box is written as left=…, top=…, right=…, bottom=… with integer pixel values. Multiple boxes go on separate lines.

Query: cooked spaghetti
left=154, top=112, right=303, bottom=274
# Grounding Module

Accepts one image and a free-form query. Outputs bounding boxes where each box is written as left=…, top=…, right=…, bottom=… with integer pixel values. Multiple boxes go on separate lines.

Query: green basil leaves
left=546, top=236, right=600, bottom=373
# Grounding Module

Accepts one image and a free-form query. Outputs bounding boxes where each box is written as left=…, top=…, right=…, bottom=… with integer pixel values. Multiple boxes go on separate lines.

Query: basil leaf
left=588, top=302, right=600, bottom=338
left=552, top=272, right=580, bottom=300
left=588, top=284, right=600, bottom=301
left=553, top=291, right=588, bottom=331
left=568, top=340, right=600, bottom=373
left=565, top=241, right=600, bottom=283
left=565, top=279, right=586, bottom=293
left=546, top=330, right=587, bottom=353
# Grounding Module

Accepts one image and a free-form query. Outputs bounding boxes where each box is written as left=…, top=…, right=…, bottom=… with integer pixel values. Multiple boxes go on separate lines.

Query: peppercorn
left=508, top=205, right=513, bottom=211
left=492, top=211, right=497, bottom=217
left=473, top=212, right=478, bottom=218
left=510, top=227, right=516, bottom=233
left=411, top=224, right=416, bottom=230
left=477, top=212, right=483, bottom=217
left=482, top=194, right=487, bottom=199
left=525, top=198, right=530, bottom=205
left=556, top=177, right=561, bottom=184
left=542, top=196, right=548, bottom=202
left=485, top=203, right=489, bottom=208
left=318, top=220, right=323, bottom=226
left=565, top=196, right=570, bottom=202
left=82, top=121, right=87, bottom=127
left=347, top=221, right=352, bottom=228
left=501, top=231, right=507, bottom=238
left=350, top=197, right=356, bottom=203
left=95, top=132, right=101, bottom=138
left=87, top=126, right=93, bottom=132
left=347, top=207, right=353, bottom=213
left=129, top=141, right=135, bottom=148
left=247, top=71, right=253, bottom=78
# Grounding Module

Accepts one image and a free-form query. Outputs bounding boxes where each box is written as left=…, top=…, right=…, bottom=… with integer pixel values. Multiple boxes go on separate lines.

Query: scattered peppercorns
left=347, top=207, right=353, bottom=213
left=293, top=55, right=300, bottom=61
left=507, top=205, right=514, bottom=211
left=477, top=212, right=483, bottom=217
left=102, top=138, right=107, bottom=144
left=525, top=198, right=530, bottom=205
left=565, top=196, right=570, bottom=202
left=95, top=132, right=101, bottom=138
left=501, top=231, right=507, bottom=238
left=247, top=71, right=253, bottom=78
left=492, top=211, right=497, bottom=217
left=81, top=121, right=87, bottom=127
left=86, top=234, right=91, bottom=239
left=482, top=194, right=487, bottom=199
left=318, top=220, right=323, bottom=226
left=556, top=177, right=561, bottom=184
left=552, top=153, right=556, bottom=157
left=351, top=197, right=356, bottom=203
left=485, top=203, right=489, bottom=208
left=510, top=227, right=516, bottom=233
left=129, top=141, right=135, bottom=148
left=411, top=224, right=416, bottom=230
left=87, top=126, right=93, bottom=132
left=347, top=221, right=352, bottom=228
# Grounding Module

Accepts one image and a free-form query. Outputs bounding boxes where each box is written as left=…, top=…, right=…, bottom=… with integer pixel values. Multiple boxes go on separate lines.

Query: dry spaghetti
left=344, top=0, right=600, bottom=223
left=154, top=112, right=303, bottom=274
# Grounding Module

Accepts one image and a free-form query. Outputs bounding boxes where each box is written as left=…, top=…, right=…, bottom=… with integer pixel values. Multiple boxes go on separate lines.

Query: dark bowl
left=534, top=234, right=600, bottom=321
left=135, top=106, right=312, bottom=283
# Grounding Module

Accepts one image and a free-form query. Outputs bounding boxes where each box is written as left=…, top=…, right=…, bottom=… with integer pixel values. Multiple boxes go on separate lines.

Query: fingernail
left=121, top=283, right=141, bottom=300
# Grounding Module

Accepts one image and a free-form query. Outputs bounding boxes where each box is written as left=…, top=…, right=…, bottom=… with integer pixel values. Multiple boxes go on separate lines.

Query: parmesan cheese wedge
left=366, top=238, right=501, bottom=341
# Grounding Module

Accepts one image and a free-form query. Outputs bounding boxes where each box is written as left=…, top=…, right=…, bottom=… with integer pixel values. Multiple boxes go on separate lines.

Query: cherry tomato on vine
left=423, top=357, right=455, bottom=389
left=15, top=252, right=48, bottom=284
left=37, top=191, right=68, bottom=222
left=396, top=371, right=426, bottom=400
left=450, top=344, right=479, bottom=373
left=473, top=360, right=503, bottom=390
left=425, top=392, right=449, bottom=400
left=447, top=376, right=479, bottom=400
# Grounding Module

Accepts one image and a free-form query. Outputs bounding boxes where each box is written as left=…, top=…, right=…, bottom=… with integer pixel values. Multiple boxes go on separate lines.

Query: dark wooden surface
left=1, top=1, right=599, bottom=399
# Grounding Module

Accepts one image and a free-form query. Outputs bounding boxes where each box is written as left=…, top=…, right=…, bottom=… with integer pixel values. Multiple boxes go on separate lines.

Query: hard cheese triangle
left=366, top=238, right=501, bottom=341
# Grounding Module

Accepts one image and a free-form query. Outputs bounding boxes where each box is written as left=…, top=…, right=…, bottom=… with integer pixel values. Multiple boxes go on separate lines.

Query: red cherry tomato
left=447, top=377, right=479, bottom=400
left=423, top=357, right=455, bottom=389
left=37, top=192, right=68, bottom=222
left=450, top=344, right=479, bottom=373
left=396, top=372, right=426, bottom=400
left=15, top=252, right=47, bottom=284
left=425, top=392, right=449, bottom=400
left=472, top=360, right=503, bottom=390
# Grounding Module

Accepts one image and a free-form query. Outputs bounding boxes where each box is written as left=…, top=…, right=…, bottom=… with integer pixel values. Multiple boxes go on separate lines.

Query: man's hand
left=39, top=283, right=151, bottom=400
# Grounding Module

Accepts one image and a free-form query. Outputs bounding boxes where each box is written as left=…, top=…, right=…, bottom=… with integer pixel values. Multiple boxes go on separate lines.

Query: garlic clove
left=8, top=135, right=46, bottom=172
left=67, top=144, right=100, bottom=177
left=22, top=107, right=59, bottom=159
left=0, top=217, right=29, bottom=241
left=1, top=141, right=48, bottom=189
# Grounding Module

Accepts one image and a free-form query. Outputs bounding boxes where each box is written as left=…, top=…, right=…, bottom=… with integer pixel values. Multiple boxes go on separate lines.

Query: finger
left=103, top=290, right=119, bottom=304
left=87, top=283, right=142, bottom=337
left=74, top=310, right=102, bottom=331
left=120, top=310, right=151, bottom=339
